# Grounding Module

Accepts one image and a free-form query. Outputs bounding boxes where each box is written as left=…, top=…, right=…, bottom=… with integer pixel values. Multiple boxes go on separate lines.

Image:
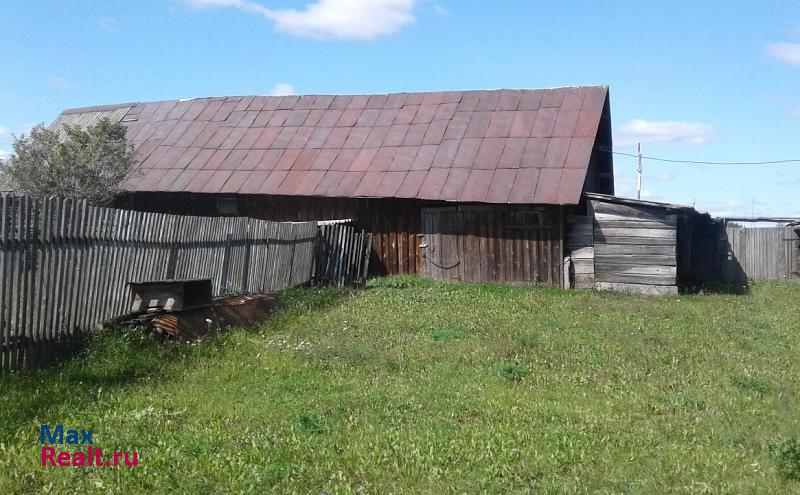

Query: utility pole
left=636, top=142, right=643, bottom=200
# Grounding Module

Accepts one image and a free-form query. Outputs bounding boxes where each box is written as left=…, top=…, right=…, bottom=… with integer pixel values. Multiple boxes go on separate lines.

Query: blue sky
left=1, top=0, right=799, bottom=217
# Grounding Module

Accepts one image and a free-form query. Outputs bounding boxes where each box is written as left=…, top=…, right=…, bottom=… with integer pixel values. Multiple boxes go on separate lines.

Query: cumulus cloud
left=48, top=77, right=78, bottom=91
left=268, top=83, right=296, bottom=96
left=184, top=0, right=417, bottom=40
left=615, top=119, right=717, bottom=147
left=765, top=42, right=800, bottom=68
left=98, top=17, right=117, bottom=31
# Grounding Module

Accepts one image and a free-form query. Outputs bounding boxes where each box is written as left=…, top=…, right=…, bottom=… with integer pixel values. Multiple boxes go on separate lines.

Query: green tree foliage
left=1, top=118, right=137, bottom=205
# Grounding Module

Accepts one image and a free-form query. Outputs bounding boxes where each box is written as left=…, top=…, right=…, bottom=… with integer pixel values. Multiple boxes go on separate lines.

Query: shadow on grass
left=681, top=281, right=751, bottom=295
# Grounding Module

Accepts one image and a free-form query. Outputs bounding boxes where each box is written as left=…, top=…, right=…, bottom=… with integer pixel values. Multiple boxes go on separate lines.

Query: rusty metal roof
left=54, top=87, right=609, bottom=204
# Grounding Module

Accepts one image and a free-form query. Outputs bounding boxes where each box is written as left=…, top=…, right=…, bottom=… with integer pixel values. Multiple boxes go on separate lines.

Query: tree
left=1, top=118, right=137, bottom=205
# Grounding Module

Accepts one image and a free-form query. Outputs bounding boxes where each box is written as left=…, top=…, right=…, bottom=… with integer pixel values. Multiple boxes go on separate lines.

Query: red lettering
left=56, top=452, right=71, bottom=467
left=123, top=452, right=139, bottom=467
left=113, top=452, right=122, bottom=466
left=41, top=446, right=56, bottom=467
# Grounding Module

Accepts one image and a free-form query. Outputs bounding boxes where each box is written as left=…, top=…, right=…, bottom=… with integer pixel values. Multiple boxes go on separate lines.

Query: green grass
left=2, top=277, right=800, bottom=493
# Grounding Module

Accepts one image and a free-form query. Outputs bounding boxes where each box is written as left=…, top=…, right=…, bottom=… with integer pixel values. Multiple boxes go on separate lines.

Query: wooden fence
left=723, top=226, right=800, bottom=282
left=313, top=222, right=372, bottom=287
left=0, top=195, right=318, bottom=370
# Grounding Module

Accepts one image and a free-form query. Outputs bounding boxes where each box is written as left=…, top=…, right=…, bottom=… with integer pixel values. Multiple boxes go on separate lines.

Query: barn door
left=420, top=207, right=560, bottom=285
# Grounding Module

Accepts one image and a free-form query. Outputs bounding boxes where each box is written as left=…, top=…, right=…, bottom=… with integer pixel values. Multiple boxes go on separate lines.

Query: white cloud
left=615, top=119, right=717, bottom=147
left=48, top=77, right=78, bottom=91
left=268, top=83, right=296, bottom=96
left=765, top=42, right=800, bottom=68
left=432, top=4, right=449, bottom=18
left=0, top=149, right=11, bottom=160
left=0, top=125, right=10, bottom=141
left=184, top=0, right=417, bottom=40
left=98, top=16, right=117, bottom=31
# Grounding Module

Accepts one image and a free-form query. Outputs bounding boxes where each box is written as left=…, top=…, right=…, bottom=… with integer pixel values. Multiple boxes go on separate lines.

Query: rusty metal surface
left=152, top=293, right=280, bottom=340
left=54, top=87, right=609, bottom=205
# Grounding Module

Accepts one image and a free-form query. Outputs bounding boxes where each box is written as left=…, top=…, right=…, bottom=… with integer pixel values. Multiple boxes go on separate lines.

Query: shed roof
left=52, top=86, right=610, bottom=205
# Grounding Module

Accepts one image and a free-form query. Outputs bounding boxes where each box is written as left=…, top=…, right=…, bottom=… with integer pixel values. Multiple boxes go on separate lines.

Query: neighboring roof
left=584, top=192, right=698, bottom=213
left=54, top=87, right=610, bottom=205
left=49, top=103, right=136, bottom=139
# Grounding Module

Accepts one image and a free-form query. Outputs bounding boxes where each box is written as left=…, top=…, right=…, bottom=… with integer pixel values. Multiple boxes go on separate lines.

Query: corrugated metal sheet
left=50, top=88, right=610, bottom=205
left=48, top=104, right=134, bottom=138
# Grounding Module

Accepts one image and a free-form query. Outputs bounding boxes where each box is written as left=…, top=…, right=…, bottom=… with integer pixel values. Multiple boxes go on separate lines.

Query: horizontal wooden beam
left=594, top=244, right=675, bottom=256
left=595, top=272, right=676, bottom=285
left=595, top=282, right=678, bottom=295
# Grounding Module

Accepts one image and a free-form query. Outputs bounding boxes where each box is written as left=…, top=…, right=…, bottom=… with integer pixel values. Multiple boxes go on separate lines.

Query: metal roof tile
left=474, top=138, right=506, bottom=169
left=293, top=170, right=326, bottom=196
left=238, top=171, right=270, bottom=194
left=276, top=170, right=307, bottom=195
left=543, top=137, right=571, bottom=168
left=257, top=170, right=289, bottom=194
left=440, top=168, right=471, bottom=200
left=533, top=168, right=562, bottom=203
left=552, top=110, right=580, bottom=138
left=220, top=170, right=250, bottom=193
left=314, top=170, right=345, bottom=196
left=417, top=168, right=450, bottom=199
left=508, top=168, right=540, bottom=203
left=460, top=169, right=494, bottom=202
left=453, top=138, right=482, bottom=168
left=376, top=171, right=406, bottom=197
left=331, top=171, right=365, bottom=196
left=396, top=170, right=427, bottom=198
left=485, top=168, right=517, bottom=203
left=202, top=170, right=233, bottom=193
left=353, top=171, right=385, bottom=196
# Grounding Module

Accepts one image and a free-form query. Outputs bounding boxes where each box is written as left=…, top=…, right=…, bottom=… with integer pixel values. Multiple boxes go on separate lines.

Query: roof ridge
left=61, top=103, right=138, bottom=115
left=64, top=86, right=609, bottom=111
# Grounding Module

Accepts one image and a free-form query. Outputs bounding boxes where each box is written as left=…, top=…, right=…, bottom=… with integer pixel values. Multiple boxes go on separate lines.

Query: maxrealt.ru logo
left=40, top=424, right=139, bottom=467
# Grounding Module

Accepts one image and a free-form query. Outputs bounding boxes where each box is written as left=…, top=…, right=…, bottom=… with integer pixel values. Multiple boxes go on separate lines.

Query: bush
left=773, top=437, right=800, bottom=481
left=2, top=118, right=137, bottom=205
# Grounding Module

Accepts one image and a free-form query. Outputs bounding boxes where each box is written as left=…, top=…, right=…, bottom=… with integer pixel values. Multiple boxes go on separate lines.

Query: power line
left=598, top=147, right=800, bottom=165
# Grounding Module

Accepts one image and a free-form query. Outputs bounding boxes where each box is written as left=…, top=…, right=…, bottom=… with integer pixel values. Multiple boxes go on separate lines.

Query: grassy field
left=1, top=277, right=800, bottom=494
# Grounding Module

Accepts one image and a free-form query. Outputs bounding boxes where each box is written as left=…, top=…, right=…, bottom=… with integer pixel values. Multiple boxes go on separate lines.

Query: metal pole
left=636, top=142, right=642, bottom=200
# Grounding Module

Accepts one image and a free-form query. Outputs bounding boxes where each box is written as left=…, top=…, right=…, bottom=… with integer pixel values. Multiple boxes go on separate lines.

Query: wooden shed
left=50, top=86, right=616, bottom=288
left=565, top=194, right=721, bottom=294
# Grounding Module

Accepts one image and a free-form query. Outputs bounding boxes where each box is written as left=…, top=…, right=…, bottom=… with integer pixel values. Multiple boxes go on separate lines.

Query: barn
left=49, top=86, right=623, bottom=288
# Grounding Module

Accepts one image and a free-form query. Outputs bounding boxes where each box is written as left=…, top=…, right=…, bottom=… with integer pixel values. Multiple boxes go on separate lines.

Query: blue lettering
left=40, top=424, right=63, bottom=445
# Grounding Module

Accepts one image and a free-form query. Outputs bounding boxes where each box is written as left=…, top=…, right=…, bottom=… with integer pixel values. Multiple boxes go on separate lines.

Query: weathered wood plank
left=594, top=244, right=675, bottom=256
left=595, top=272, right=676, bottom=285
left=591, top=201, right=670, bottom=221
left=595, top=282, right=678, bottom=295
left=595, top=264, right=676, bottom=276
left=594, top=227, right=676, bottom=239
left=595, top=254, right=676, bottom=266
left=594, top=235, right=675, bottom=246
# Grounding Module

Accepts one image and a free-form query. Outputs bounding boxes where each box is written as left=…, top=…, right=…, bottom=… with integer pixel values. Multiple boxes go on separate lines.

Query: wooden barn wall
left=590, top=200, right=678, bottom=295
left=420, top=206, right=562, bottom=286
left=118, top=192, right=437, bottom=276
left=565, top=214, right=594, bottom=288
